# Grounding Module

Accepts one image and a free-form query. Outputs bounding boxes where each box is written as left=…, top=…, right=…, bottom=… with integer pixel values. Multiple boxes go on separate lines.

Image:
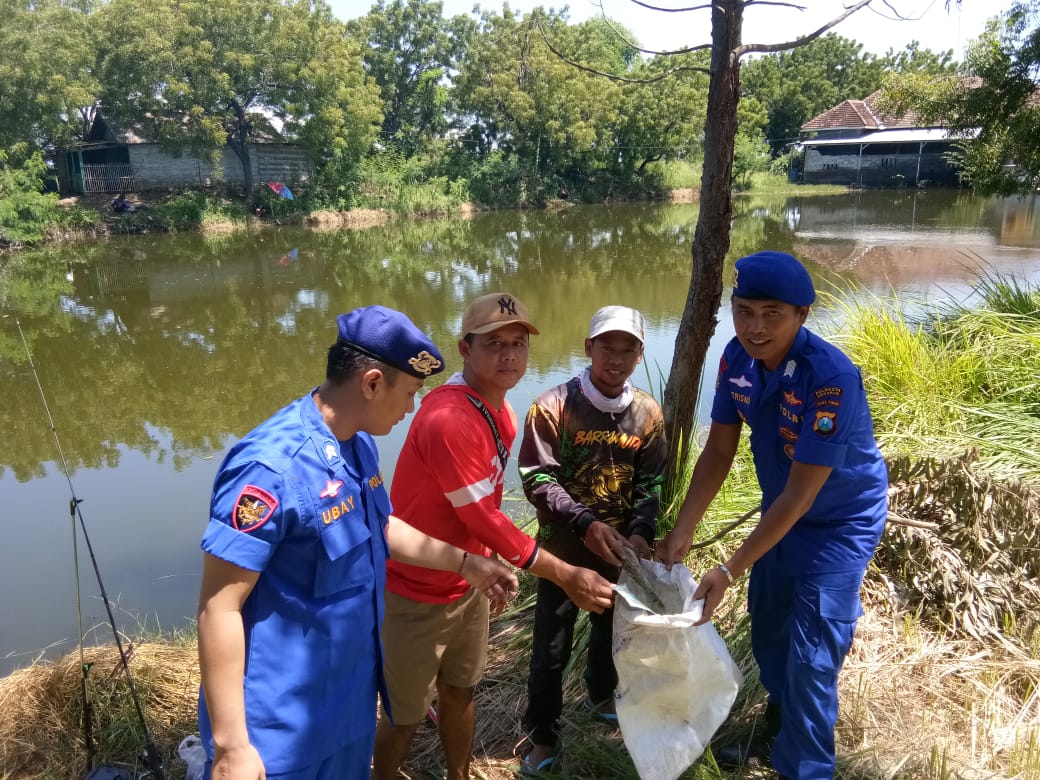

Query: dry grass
left=1, top=602, right=1035, bottom=780
left=839, top=602, right=1040, bottom=779
left=669, top=188, right=701, bottom=204
left=0, top=641, right=199, bottom=779
left=302, top=208, right=392, bottom=230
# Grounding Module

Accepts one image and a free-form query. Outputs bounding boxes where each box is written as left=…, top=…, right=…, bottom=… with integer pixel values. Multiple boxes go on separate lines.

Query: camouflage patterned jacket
left=518, top=376, right=668, bottom=576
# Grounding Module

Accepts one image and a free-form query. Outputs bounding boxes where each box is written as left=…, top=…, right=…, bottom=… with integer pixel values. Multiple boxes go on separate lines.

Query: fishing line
left=14, top=318, right=166, bottom=780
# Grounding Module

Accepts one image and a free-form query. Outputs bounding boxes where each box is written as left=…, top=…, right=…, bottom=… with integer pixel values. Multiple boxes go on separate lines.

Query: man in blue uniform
left=655, top=251, right=887, bottom=780
left=196, top=305, right=518, bottom=780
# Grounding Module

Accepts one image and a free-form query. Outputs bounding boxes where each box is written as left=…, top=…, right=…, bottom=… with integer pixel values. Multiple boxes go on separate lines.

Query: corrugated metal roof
left=800, top=127, right=975, bottom=146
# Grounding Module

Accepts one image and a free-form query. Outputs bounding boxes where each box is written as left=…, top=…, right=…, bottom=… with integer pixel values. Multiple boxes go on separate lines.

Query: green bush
left=0, top=152, right=61, bottom=246
left=147, top=191, right=249, bottom=230
left=155, top=192, right=206, bottom=230
left=356, top=150, right=469, bottom=215
left=51, top=204, right=102, bottom=230
left=732, top=131, right=771, bottom=192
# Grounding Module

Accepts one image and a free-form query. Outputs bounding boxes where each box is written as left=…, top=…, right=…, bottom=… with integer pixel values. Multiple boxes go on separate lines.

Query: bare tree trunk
left=662, top=0, right=743, bottom=484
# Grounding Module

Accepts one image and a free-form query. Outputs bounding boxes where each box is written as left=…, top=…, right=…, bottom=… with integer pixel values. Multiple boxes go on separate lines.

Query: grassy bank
left=2, top=279, right=1038, bottom=780
left=3, top=170, right=853, bottom=254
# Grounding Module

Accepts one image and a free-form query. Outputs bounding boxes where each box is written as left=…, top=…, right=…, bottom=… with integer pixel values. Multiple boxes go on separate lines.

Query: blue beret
left=732, top=251, right=815, bottom=307
left=336, top=305, right=445, bottom=379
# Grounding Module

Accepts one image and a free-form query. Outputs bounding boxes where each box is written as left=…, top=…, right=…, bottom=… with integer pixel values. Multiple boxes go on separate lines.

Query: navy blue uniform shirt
left=711, top=327, right=887, bottom=573
left=198, top=390, right=392, bottom=773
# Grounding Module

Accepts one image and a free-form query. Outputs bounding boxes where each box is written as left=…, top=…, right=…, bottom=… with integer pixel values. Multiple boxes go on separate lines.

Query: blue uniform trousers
left=748, top=548, right=865, bottom=780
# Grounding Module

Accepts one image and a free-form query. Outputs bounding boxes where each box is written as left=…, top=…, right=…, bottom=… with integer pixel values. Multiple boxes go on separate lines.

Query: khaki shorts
left=382, top=587, right=490, bottom=724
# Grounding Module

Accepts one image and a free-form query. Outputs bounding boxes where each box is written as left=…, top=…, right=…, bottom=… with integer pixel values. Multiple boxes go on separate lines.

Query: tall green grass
left=653, top=158, right=702, bottom=190
left=830, top=276, right=1040, bottom=483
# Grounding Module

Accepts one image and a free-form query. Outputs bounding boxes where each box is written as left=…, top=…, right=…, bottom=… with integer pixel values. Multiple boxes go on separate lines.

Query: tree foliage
left=94, top=0, right=382, bottom=197
left=742, top=34, right=955, bottom=156
left=450, top=9, right=709, bottom=206
left=0, top=153, right=60, bottom=245
left=885, top=1, right=1040, bottom=195
left=452, top=9, right=627, bottom=204
left=0, top=0, right=99, bottom=156
left=349, top=0, right=472, bottom=157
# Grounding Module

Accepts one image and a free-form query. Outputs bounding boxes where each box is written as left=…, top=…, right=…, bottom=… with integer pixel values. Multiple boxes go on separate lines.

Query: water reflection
left=2, top=190, right=1038, bottom=673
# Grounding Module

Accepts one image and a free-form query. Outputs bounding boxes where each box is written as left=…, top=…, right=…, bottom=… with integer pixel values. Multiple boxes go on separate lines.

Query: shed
left=53, top=114, right=314, bottom=195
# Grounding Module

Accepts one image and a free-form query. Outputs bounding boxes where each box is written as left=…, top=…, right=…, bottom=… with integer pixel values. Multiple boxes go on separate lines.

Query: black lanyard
left=464, top=394, right=509, bottom=470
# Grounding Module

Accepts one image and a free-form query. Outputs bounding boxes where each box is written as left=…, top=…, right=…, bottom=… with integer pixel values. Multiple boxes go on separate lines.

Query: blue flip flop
left=519, top=741, right=561, bottom=777
left=584, top=694, right=619, bottom=724
left=519, top=754, right=556, bottom=776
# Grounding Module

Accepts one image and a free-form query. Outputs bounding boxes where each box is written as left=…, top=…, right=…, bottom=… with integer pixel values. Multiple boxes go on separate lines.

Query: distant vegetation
left=0, top=0, right=976, bottom=248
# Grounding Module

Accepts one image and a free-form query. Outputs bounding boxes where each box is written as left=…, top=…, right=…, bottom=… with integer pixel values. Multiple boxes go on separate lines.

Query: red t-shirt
left=386, top=381, right=539, bottom=603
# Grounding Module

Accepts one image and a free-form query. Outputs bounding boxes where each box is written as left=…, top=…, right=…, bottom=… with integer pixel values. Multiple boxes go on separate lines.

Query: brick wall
left=127, top=144, right=314, bottom=190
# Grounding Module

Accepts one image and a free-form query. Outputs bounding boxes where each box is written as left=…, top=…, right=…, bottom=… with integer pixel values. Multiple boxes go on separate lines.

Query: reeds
left=831, top=274, right=1040, bottom=483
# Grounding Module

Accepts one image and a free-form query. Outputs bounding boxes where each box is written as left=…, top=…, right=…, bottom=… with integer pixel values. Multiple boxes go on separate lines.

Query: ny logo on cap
left=498, top=296, right=517, bottom=316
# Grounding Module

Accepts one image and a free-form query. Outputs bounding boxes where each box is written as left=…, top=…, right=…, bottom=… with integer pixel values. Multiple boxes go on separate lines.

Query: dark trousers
left=523, top=577, right=617, bottom=746
left=748, top=547, right=866, bottom=780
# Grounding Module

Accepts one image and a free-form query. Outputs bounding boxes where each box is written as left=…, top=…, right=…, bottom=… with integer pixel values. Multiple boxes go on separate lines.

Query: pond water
left=2, top=189, right=1039, bottom=675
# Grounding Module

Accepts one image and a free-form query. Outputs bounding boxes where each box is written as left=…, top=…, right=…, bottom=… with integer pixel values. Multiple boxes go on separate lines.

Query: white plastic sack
left=613, top=560, right=743, bottom=780
left=178, top=734, right=207, bottom=780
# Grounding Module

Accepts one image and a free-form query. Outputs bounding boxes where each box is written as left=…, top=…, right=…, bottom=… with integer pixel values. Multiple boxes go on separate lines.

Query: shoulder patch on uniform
left=813, top=410, right=837, bottom=435
left=233, top=485, right=278, bottom=532
left=322, top=439, right=340, bottom=464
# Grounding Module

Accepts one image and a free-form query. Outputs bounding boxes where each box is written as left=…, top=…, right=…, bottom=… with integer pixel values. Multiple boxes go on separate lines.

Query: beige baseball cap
left=460, top=292, right=540, bottom=336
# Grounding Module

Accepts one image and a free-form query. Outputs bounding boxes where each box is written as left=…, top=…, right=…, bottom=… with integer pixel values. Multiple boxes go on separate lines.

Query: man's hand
left=653, top=527, right=693, bottom=569
left=691, top=566, right=730, bottom=626
left=583, top=520, right=628, bottom=567
left=628, top=534, right=652, bottom=560
left=461, top=554, right=519, bottom=610
left=561, top=565, right=614, bottom=614
left=211, top=743, right=266, bottom=780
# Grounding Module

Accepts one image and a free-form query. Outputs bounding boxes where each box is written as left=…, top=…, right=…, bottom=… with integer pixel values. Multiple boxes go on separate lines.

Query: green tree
left=453, top=8, right=628, bottom=204
left=615, top=51, right=710, bottom=177
left=882, top=40, right=958, bottom=74
left=741, top=34, right=954, bottom=157
left=0, top=0, right=100, bottom=156
left=885, top=2, right=1040, bottom=194
left=95, top=0, right=382, bottom=198
left=349, top=0, right=472, bottom=157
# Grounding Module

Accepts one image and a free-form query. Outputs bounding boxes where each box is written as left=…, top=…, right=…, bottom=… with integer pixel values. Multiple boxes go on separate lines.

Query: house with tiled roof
left=796, top=89, right=974, bottom=188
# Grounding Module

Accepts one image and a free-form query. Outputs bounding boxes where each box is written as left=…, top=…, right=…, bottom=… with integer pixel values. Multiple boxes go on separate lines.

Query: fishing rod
left=14, top=318, right=166, bottom=780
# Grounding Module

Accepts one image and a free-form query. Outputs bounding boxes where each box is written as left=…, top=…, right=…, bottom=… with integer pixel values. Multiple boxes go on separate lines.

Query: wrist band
left=458, top=551, right=469, bottom=575
left=718, top=563, right=735, bottom=584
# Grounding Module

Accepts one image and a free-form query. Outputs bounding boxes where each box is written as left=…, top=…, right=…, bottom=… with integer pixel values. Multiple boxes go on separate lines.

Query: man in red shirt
left=373, top=292, right=617, bottom=780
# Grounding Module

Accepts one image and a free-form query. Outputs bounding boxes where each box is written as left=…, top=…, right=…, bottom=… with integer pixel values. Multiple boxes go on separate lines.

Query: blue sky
left=328, top=0, right=1018, bottom=59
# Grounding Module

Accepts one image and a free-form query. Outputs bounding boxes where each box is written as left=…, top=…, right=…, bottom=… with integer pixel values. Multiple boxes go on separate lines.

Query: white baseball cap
left=588, top=306, right=645, bottom=344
